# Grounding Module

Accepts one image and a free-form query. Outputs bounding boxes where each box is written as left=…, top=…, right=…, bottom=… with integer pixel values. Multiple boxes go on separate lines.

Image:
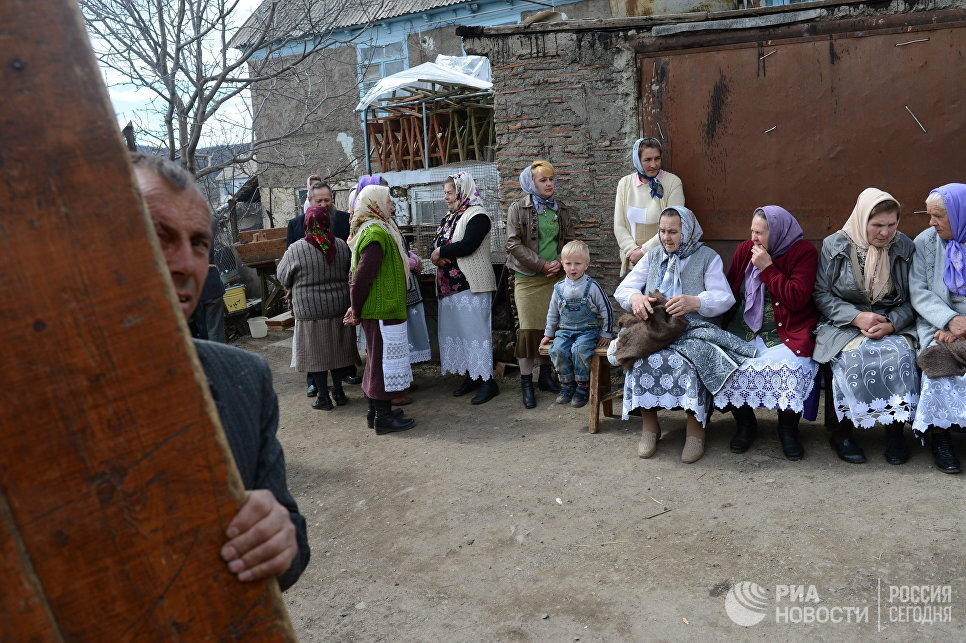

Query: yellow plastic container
left=223, top=285, right=246, bottom=312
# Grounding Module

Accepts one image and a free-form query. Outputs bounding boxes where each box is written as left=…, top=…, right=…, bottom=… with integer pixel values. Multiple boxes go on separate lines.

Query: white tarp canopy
left=355, top=55, right=492, bottom=112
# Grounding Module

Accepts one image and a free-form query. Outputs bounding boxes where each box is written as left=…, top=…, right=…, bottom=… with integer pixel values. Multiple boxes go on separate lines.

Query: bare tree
left=81, top=0, right=386, bottom=178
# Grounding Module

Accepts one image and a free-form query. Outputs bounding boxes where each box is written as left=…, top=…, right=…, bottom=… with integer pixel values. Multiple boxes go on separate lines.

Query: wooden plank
left=0, top=1, right=294, bottom=639
left=266, top=311, right=295, bottom=330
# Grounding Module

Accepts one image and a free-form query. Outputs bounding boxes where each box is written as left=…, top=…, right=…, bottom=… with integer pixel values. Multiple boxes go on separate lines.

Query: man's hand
left=628, top=247, right=644, bottom=266
left=750, top=244, right=773, bottom=270
left=221, top=490, right=297, bottom=583
left=935, top=329, right=959, bottom=344
left=343, top=307, right=360, bottom=326
left=948, top=315, right=966, bottom=338
left=630, top=293, right=655, bottom=320
left=540, top=335, right=553, bottom=348
left=665, top=294, right=701, bottom=318
left=852, top=311, right=887, bottom=331
left=543, top=260, right=561, bottom=277
left=597, top=336, right=611, bottom=348
left=862, top=321, right=895, bottom=340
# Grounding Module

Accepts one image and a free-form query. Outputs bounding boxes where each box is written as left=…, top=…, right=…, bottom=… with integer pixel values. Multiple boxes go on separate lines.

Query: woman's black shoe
left=471, top=378, right=500, bottom=404
left=342, top=374, right=363, bottom=385
left=520, top=374, right=536, bottom=408
left=312, top=390, right=334, bottom=411
left=883, top=423, right=910, bottom=465
left=729, top=406, right=758, bottom=453
left=777, top=410, right=804, bottom=461
left=372, top=400, right=415, bottom=434
left=829, top=434, right=865, bottom=463
left=332, top=388, right=348, bottom=406
left=452, top=375, right=481, bottom=397
left=537, top=366, right=560, bottom=393
left=930, top=429, right=961, bottom=474
left=367, top=406, right=405, bottom=428
left=307, top=383, right=318, bottom=397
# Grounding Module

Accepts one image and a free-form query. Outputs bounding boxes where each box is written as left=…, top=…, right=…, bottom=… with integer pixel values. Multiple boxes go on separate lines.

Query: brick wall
left=463, top=29, right=638, bottom=293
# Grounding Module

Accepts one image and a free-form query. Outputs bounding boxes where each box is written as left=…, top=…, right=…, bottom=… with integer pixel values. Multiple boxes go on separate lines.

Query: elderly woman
left=505, top=160, right=574, bottom=408
left=344, top=185, right=416, bottom=434
left=813, top=189, right=917, bottom=465
left=615, top=206, right=742, bottom=464
left=910, top=183, right=966, bottom=474
left=715, top=206, right=819, bottom=460
left=431, top=171, right=499, bottom=404
left=613, top=137, right=685, bottom=277
left=277, top=206, right=357, bottom=410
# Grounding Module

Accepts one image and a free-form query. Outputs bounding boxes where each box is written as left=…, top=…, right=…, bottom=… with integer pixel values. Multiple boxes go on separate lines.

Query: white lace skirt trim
left=912, top=372, right=966, bottom=435
left=829, top=335, right=920, bottom=428
left=713, top=337, right=817, bottom=413
left=438, top=290, right=493, bottom=380
left=622, top=348, right=711, bottom=427
left=380, top=321, right=413, bottom=392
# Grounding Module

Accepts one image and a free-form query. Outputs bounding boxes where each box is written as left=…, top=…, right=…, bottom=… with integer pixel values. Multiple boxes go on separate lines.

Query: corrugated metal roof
left=232, top=0, right=471, bottom=49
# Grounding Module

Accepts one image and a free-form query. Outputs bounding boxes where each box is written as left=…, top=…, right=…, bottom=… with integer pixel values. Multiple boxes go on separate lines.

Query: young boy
left=540, top=241, right=614, bottom=408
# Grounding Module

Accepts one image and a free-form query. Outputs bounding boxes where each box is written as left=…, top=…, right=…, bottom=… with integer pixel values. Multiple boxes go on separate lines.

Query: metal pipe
left=421, top=101, right=430, bottom=169
left=363, top=106, right=372, bottom=175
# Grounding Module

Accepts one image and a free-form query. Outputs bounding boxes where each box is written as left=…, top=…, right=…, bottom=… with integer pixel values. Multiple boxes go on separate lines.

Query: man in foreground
left=132, top=152, right=310, bottom=590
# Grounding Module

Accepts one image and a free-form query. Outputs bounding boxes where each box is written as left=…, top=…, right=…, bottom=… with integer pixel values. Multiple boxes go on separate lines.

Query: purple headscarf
left=743, top=205, right=804, bottom=332
left=349, top=175, right=383, bottom=212
left=935, top=183, right=966, bottom=295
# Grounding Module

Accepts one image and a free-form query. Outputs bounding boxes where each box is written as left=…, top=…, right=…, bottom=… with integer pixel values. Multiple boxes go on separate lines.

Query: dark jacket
left=286, top=209, right=350, bottom=247
left=505, top=195, right=574, bottom=275
left=812, top=231, right=916, bottom=363
left=194, top=339, right=310, bottom=591
left=725, top=239, right=820, bottom=357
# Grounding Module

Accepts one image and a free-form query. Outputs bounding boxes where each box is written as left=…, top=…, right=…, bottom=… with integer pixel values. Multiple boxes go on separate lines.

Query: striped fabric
left=276, top=238, right=351, bottom=320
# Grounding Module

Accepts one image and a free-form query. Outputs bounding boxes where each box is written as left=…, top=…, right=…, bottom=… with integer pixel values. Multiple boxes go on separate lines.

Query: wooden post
left=0, top=1, right=293, bottom=639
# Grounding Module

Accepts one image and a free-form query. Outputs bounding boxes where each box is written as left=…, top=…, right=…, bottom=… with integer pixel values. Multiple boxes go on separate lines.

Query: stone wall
left=462, top=29, right=638, bottom=292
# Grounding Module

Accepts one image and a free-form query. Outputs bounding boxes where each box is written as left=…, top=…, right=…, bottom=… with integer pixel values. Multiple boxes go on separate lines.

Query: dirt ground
left=236, top=334, right=964, bottom=641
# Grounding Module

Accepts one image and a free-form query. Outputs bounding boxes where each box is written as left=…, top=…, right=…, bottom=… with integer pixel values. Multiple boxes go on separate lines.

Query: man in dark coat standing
left=286, top=179, right=359, bottom=396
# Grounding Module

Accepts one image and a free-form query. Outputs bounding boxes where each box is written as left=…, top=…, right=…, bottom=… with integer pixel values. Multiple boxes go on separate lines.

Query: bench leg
left=588, top=356, right=602, bottom=434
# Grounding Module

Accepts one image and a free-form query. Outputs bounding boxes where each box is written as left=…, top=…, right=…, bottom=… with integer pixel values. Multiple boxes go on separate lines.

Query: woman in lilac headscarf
left=716, top=206, right=820, bottom=460
left=910, top=182, right=966, bottom=474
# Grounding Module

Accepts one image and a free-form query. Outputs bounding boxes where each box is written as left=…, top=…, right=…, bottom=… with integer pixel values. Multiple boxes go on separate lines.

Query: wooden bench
left=539, top=345, right=621, bottom=433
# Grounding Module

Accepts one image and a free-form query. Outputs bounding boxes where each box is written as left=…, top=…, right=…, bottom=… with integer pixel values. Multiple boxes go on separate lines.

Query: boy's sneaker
left=556, top=383, right=576, bottom=404
left=570, top=384, right=590, bottom=408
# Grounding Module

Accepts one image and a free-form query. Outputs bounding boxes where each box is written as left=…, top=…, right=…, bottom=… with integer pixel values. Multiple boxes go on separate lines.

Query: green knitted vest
left=351, top=223, right=407, bottom=320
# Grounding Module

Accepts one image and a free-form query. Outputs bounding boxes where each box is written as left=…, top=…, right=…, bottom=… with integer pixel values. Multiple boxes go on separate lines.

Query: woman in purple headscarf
left=909, top=182, right=966, bottom=474
left=813, top=188, right=917, bottom=467
left=717, top=206, right=820, bottom=460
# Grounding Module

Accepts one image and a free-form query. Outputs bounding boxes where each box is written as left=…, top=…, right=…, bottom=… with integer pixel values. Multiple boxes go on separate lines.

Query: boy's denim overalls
left=549, top=280, right=600, bottom=384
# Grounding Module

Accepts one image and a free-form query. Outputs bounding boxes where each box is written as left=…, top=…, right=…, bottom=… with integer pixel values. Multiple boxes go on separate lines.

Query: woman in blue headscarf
left=614, top=206, right=737, bottom=464
left=910, top=182, right=966, bottom=474
left=613, top=138, right=685, bottom=277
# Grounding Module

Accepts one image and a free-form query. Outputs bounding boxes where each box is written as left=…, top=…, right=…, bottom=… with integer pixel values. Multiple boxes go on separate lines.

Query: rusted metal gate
left=636, top=10, right=966, bottom=257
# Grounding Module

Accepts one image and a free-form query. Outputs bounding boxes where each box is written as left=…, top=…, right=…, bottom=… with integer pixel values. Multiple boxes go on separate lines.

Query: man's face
left=136, top=167, right=212, bottom=318
left=309, top=187, right=333, bottom=209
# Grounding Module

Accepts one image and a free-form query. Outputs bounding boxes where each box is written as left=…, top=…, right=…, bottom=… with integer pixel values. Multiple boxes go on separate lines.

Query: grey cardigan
left=910, top=226, right=964, bottom=353
left=812, top=231, right=915, bottom=363
left=276, top=238, right=351, bottom=320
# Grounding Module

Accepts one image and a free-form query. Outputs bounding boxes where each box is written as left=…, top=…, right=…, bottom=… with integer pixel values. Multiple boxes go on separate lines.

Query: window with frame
left=357, top=41, right=408, bottom=98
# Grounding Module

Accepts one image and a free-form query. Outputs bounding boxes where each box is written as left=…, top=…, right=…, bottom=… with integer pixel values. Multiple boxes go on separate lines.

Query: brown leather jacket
left=504, top=195, right=575, bottom=275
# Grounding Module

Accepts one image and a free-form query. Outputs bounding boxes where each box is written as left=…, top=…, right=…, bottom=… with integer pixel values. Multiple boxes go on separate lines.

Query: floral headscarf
left=743, top=206, right=803, bottom=331
left=303, top=206, right=336, bottom=263
left=932, top=183, right=966, bottom=295
left=841, top=187, right=899, bottom=302
left=519, top=161, right=557, bottom=213
left=656, top=206, right=704, bottom=298
left=348, top=185, right=409, bottom=281
left=434, top=171, right=485, bottom=249
left=632, top=137, right=665, bottom=199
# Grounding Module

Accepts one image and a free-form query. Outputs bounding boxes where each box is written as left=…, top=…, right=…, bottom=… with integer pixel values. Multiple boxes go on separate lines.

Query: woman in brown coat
left=505, top=160, right=575, bottom=408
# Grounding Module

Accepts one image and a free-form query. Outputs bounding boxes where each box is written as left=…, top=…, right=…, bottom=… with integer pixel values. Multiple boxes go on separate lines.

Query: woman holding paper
left=614, top=137, right=685, bottom=276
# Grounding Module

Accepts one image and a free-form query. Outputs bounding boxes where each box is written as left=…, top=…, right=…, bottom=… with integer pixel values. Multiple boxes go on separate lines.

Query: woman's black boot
left=930, top=429, right=961, bottom=474
left=777, top=410, right=804, bottom=460
left=373, top=399, right=415, bottom=434
left=883, top=422, right=910, bottom=465
left=537, top=364, right=560, bottom=393
left=312, top=388, right=334, bottom=411
left=471, top=378, right=500, bottom=404
left=829, top=419, right=865, bottom=463
left=366, top=397, right=405, bottom=428
left=452, top=374, right=481, bottom=397
left=729, top=405, right=758, bottom=453
left=520, top=374, right=536, bottom=409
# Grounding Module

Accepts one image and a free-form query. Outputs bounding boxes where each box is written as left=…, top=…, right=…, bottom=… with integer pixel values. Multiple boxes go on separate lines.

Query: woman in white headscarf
left=431, top=171, right=499, bottom=404
left=613, top=137, right=685, bottom=277
left=614, top=206, right=738, bottom=464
